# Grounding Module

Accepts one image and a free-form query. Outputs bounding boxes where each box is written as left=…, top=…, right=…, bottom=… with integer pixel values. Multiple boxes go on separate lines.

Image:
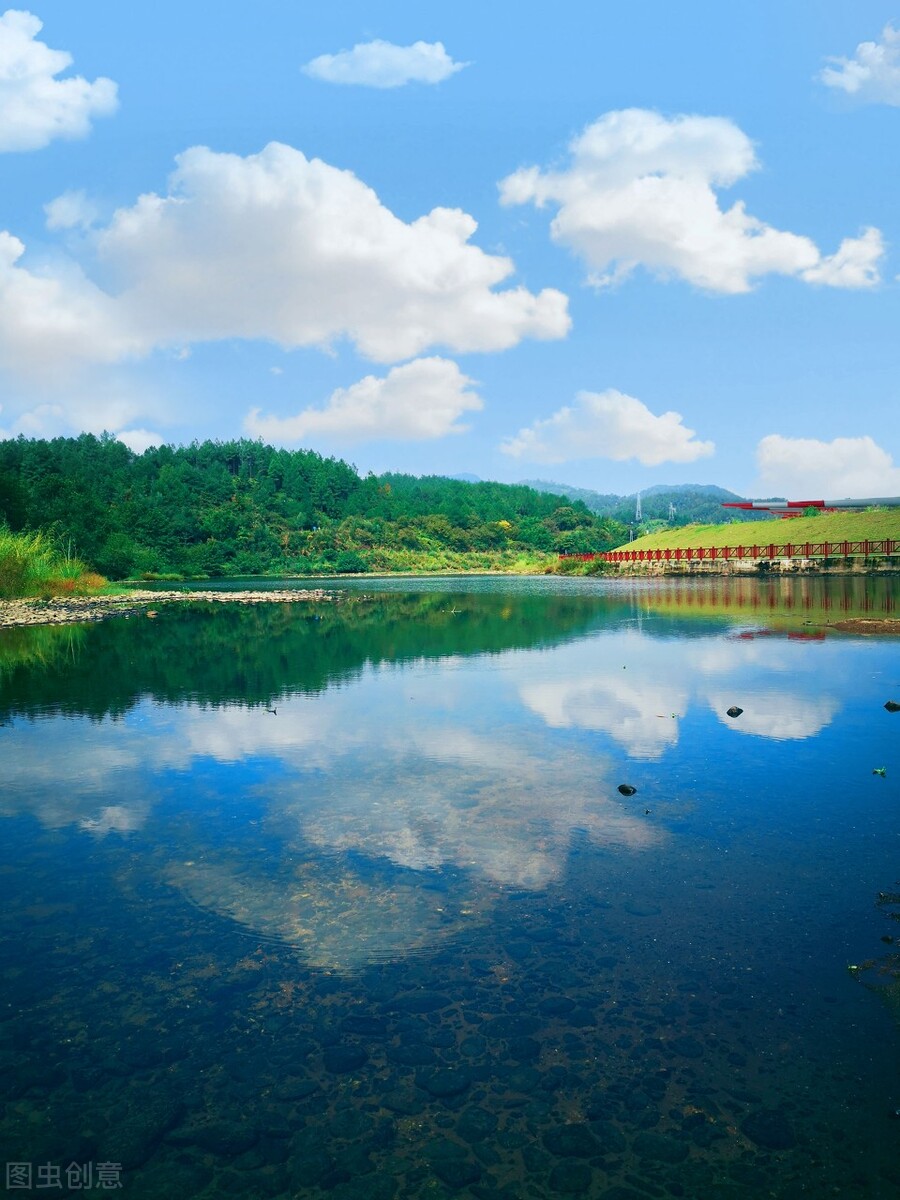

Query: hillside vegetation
left=616, top=509, right=900, bottom=553
left=0, top=434, right=627, bottom=580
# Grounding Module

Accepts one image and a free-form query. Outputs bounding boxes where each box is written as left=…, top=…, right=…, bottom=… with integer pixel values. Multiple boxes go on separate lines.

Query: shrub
left=335, top=550, right=369, bottom=573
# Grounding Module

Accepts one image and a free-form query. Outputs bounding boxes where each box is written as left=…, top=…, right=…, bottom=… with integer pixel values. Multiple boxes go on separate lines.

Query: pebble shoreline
left=0, top=589, right=335, bottom=629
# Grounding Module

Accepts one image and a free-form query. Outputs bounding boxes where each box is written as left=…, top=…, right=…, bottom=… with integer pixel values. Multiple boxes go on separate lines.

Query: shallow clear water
left=2, top=575, right=899, bottom=1199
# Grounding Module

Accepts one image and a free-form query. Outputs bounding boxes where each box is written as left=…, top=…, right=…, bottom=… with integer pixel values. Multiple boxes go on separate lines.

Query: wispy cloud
left=303, top=39, right=468, bottom=88
left=819, top=23, right=900, bottom=105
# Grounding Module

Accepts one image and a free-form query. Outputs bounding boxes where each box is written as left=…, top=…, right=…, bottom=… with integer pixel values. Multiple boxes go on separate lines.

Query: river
left=1, top=575, right=898, bottom=1198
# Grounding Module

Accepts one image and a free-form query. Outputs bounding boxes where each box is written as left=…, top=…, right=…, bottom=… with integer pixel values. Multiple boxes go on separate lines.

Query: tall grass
left=0, top=528, right=108, bottom=599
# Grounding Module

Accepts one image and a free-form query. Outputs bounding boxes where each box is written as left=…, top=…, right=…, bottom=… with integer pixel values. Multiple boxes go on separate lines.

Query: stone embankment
left=0, top=589, right=335, bottom=629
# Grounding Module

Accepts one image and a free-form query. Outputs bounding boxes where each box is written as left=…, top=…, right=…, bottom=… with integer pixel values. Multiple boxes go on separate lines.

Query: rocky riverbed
left=0, top=589, right=335, bottom=629
left=825, top=618, right=900, bottom=635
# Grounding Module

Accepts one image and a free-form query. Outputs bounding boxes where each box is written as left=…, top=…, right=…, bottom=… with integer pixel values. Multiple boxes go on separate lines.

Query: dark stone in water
left=540, top=995, right=576, bottom=1016
left=170, top=1117, right=258, bottom=1157
left=543, top=1124, right=601, bottom=1158
left=432, top=1156, right=481, bottom=1188
left=418, top=1067, right=473, bottom=1098
left=335, top=1179, right=397, bottom=1200
left=540, top=1066, right=571, bottom=1091
left=323, top=1044, right=368, bottom=1074
left=726, top=706, right=743, bottom=718
left=288, top=1148, right=335, bottom=1189
left=481, top=1014, right=541, bottom=1038
left=633, top=1131, right=689, bottom=1164
left=424, top=1027, right=457, bottom=1048
left=617, top=784, right=637, bottom=796
left=548, top=1162, right=593, bottom=1194
left=670, top=1034, right=704, bottom=1059
left=457, top=1106, right=498, bottom=1143
left=589, top=1119, right=626, bottom=1153
left=507, top=1066, right=542, bottom=1093
left=459, top=1035, right=488, bottom=1058
left=885, top=700, right=900, bottom=713
left=113, top=1093, right=185, bottom=1169
left=381, top=1088, right=421, bottom=1115
left=273, top=1076, right=320, bottom=1101
left=387, top=1043, right=436, bottom=1067
left=390, top=991, right=453, bottom=1014
left=741, top=1109, right=797, bottom=1150
left=341, top=1014, right=389, bottom=1036
left=330, top=1109, right=374, bottom=1140
left=507, top=1036, right=542, bottom=1062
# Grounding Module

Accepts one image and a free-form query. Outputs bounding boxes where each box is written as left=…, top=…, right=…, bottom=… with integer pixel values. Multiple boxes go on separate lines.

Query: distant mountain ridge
left=518, top=480, right=770, bottom=524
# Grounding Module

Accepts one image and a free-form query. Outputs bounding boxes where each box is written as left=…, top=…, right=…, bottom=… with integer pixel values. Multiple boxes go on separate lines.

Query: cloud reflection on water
left=2, top=609, right=850, bottom=971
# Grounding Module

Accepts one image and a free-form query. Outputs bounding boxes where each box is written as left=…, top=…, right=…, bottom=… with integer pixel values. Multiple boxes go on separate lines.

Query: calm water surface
left=2, top=575, right=899, bottom=1199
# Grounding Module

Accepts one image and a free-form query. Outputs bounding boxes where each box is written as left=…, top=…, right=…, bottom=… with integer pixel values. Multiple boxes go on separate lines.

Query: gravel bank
left=0, top=589, right=335, bottom=629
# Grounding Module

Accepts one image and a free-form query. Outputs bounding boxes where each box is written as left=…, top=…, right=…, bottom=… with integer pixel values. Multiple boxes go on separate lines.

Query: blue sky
left=1, top=1, right=899, bottom=498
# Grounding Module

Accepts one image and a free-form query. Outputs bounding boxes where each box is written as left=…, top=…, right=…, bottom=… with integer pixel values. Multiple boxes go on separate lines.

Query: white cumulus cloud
left=819, top=23, right=900, bottom=104
left=499, top=108, right=883, bottom=293
left=302, top=39, right=468, bottom=88
left=500, top=388, right=714, bottom=466
left=756, top=434, right=900, bottom=499
left=0, top=9, right=117, bottom=151
left=94, top=142, right=569, bottom=363
left=245, top=357, right=482, bottom=443
left=0, top=141, right=568, bottom=405
left=0, top=230, right=140, bottom=378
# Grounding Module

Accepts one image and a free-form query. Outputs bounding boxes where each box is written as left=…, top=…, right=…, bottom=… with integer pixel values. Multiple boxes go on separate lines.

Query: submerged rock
left=418, top=1067, right=473, bottom=1098
left=542, top=1124, right=601, bottom=1158
left=547, top=1161, right=593, bottom=1193
left=741, top=1108, right=797, bottom=1150
left=884, top=700, right=900, bottom=713
left=617, top=784, right=637, bottom=797
left=323, top=1044, right=368, bottom=1074
left=726, top=706, right=743, bottom=718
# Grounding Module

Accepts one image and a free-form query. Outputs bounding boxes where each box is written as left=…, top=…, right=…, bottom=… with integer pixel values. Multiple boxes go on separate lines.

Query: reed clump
left=0, top=528, right=109, bottom=599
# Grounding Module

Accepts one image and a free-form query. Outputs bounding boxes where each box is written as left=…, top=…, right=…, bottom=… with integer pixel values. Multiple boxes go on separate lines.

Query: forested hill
left=0, top=435, right=627, bottom=579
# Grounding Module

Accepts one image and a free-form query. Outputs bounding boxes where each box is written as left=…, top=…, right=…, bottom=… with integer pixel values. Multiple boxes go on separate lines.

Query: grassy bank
left=0, top=529, right=110, bottom=599
left=615, top=509, right=900, bottom=554
left=131, top=548, right=615, bottom=581
left=293, top=547, right=610, bottom=576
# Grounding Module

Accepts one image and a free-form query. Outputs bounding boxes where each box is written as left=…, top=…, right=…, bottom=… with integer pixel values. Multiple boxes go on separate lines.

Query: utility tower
left=668, top=502, right=676, bottom=522
left=635, top=491, right=642, bottom=522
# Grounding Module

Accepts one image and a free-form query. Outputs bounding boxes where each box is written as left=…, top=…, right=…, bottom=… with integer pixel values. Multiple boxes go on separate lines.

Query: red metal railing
left=591, top=538, right=900, bottom=563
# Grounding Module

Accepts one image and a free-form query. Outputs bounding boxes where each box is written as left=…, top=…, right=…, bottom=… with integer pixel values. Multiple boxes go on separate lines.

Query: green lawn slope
left=614, top=508, right=900, bottom=553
